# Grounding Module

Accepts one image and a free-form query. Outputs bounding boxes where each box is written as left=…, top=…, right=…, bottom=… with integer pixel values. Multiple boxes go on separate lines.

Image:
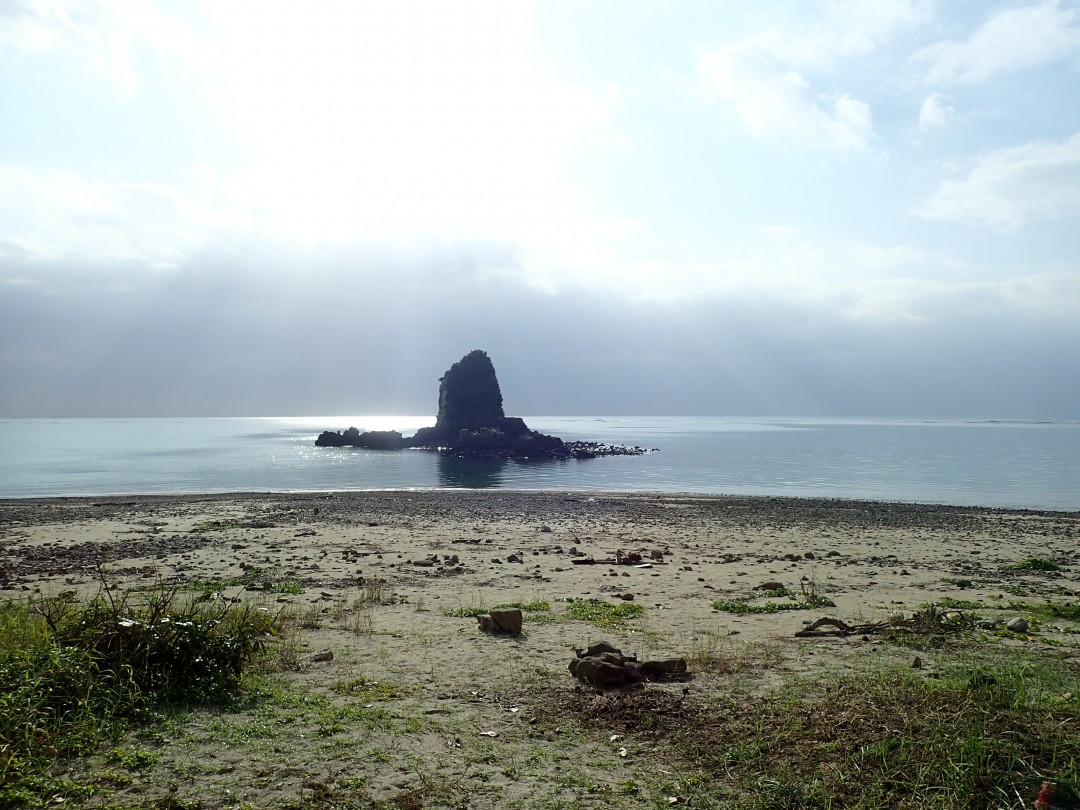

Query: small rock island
left=315, top=350, right=648, bottom=460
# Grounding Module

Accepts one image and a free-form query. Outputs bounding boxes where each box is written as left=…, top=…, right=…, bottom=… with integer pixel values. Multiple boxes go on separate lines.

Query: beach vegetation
left=1023, top=600, right=1080, bottom=624
left=180, top=566, right=305, bottom=595
left=712, top=580, right=836, bottom=615
left=537, top=652, right=1080, bottom=809
left=0, top=585, right=276, bottom=809
left=1011, top=557, right=1062, bottom=572
left=562, top=598, right=645, bottom=630
left=443, top=598, right=551, bottom=618
left=921, top=596, right=987, bottom=611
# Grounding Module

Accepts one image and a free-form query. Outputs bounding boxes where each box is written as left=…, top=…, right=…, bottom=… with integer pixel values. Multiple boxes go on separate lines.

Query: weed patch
left=713, top=585, right=835, bottom=615
left=562, top=599, right=644, bottom=630
left=1011, top=557, right=1062, bottom=572
left=0, top=585, right=275, bottom=808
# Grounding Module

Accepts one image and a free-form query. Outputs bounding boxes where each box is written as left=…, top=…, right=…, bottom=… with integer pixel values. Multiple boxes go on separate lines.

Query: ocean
left=0, top=416, right=1077, bottom=511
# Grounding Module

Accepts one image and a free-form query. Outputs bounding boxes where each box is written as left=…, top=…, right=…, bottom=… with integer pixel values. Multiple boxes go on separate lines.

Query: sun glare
left=199, top=1, right=603, bottom=244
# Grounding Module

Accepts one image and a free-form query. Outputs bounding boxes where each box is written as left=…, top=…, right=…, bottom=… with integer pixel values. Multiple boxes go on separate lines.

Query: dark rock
left=476, top=608, right=523, bottom=636
left=317, top=349, right=650, bottom=460
left=569, top=642, right=690, bottom=688
left=489, top=609, right=523, bottom=635
left=314, top=427, right=406, bottom=449
left=640, top=658, right=688, bottom=681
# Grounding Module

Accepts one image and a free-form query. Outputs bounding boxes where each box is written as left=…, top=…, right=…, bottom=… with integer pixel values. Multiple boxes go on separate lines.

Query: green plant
left=0, top=583, right=276, bottom=808
left=562, top=599, right=644, bottom=630
left=712, top=581, right=835, bottom=615
left=1011, top=557, right=1062, bottom=572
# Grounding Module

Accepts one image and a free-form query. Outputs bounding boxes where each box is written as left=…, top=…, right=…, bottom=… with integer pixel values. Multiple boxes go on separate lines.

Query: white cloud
left=748, top=0, right=934, bottom=68
left=0, top=0, right=201, bottom=97
left=917, top=131, right=1080, bottom=228
left=699, top=46, right=874, bottom=152
left=695, top=1, right=932, bottom=152
left=0, top=164, right=219, bottom=266
left=912, top=1, right=1080, bottom=84
left=918, top=92, right=955, bottom=133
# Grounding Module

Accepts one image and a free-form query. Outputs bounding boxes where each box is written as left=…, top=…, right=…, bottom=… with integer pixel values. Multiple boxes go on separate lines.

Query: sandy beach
left=3, top=491, right=1079, bottom=808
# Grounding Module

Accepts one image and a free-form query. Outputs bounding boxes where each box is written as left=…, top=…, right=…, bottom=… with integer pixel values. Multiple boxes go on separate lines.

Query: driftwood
left=571, top=550, right=663, bottom=566
left=795, top=606, right=975, bottom=638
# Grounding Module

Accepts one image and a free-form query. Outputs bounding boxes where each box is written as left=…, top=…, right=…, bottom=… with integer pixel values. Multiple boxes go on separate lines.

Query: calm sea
left=0, top=416, right=1077, bottom=511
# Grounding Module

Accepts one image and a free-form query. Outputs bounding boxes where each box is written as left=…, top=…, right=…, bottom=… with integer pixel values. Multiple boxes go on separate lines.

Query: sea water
left=0, top=416, right=1077, bottom=511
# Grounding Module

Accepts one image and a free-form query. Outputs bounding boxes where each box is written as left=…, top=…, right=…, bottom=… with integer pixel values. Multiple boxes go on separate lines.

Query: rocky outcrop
left=316, top=350, right=651, bottom=460
left=315, top=428, right=406, bottom=449
left=568, top=641, right=688, bottom=688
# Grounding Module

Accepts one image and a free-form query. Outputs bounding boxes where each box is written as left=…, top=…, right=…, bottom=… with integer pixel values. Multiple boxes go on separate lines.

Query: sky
left=1, top=0, right=1078, bottom=418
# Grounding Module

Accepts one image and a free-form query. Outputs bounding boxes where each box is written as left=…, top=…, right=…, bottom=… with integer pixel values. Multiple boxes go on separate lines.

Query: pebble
left=1006, top=617, right=1029, bottom=633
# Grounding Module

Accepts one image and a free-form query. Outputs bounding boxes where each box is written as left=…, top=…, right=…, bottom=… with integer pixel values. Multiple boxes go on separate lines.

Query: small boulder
left=489, top=609, right=523, bottom=635
left=1006, top=616, right=1029, bottom=633
left=754, top=581, right=785, bottom=591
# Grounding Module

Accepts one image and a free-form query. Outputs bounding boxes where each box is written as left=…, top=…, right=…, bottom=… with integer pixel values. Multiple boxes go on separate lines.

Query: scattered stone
left=569, top=642, right=689, bottom=688
left=1006, top=617, right=1029, bottom=633
left=476, top=609, right=523, bottom=636
left=753, top=581, right=785, bottom=591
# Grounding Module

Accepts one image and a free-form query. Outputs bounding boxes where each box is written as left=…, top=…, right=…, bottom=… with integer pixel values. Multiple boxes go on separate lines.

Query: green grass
left=181, top=566, right=305, bottom=595
left=444, top=596, right=643, bottom=630
left=443, top=599, right=551, bottom=618
left=562, top=599, right=645, bottom=630
left=1028, top=601, right=1080, bottom=623
left=712, top=582, right=836, bottom=615
left=1011, top=557, right=1063, bottom=572
left=0, top=586, right=276, bottom=808
left=920, top=596, right=987, bottom=611
left=555, top=653, right=1080, bottom=809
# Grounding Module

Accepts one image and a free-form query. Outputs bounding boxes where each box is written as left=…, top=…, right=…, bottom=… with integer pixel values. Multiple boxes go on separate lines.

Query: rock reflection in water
left=436, top=456, right=508, bottom=488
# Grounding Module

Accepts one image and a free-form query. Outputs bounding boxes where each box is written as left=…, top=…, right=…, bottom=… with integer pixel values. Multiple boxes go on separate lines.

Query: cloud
left=3, top=239, right=1077, bottom=418
left=918, top=92, right=955, bottom=133
left=912, top=1, right=1080, bottom=85
left=699, top=46, right=874, bottom=152
left=917, top=131, right=1080, bottom=228
left=695, top=1, right=933, bottom=152
left=0, top=0, right=201, bottom=98
left=0, top=164, right=224, bottom=267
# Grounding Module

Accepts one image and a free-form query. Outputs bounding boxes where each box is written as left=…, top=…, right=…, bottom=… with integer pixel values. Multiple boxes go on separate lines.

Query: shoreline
left=4, top=487, right=1079, bottom=514
left=4, top=490, right=1078, bottom=605
left=3, top=489, right=1078, bottom=807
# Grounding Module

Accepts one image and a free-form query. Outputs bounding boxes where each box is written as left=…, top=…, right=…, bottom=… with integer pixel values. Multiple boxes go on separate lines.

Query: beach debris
left=476, top=608, right=523, bottom=636
left=795, top=606, right=983, bottom=639
left=569, top=641, right=689, bottom=687
left=571, top=549, right=657, bottom=566
left=1035, top=780, right=1080, bottom=809
left=754, top=581, right=786, bottom=591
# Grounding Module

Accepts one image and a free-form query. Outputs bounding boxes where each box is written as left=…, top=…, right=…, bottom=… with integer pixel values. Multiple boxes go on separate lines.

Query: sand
left=3, top=491, right=1079, bottom=807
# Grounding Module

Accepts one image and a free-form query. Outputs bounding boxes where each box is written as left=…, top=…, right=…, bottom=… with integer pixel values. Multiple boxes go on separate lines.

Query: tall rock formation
left=434, top=349, right=505, bottom=435
left=316, top=350, right=649, bottom=459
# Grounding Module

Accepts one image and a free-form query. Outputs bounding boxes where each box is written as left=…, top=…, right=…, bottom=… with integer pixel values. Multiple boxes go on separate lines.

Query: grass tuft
left=0, top=584, right=275, bottom=808
left=562, top=599, right=645, bottom=630
left=1011, top=557, right=1062, bottom=572
left=713, top=580, right=836, bottom=615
